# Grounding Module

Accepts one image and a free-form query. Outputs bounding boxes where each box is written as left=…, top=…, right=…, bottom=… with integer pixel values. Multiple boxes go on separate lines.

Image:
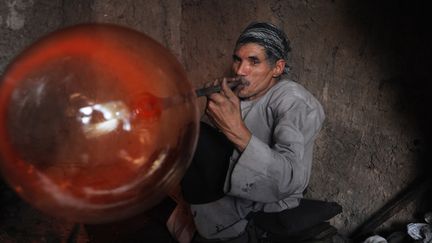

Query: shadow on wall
left=347, top=0, right=432, bottom=211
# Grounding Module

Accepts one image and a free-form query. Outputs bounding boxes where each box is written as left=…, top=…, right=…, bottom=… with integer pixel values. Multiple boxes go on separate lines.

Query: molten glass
left=0, top=24, right=199, bottom=223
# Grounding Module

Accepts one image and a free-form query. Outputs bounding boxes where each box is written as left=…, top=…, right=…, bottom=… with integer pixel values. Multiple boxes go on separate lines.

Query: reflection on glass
left=77, top=100, right=132, bottom=138
left=0, top=24, right=199, bottom=223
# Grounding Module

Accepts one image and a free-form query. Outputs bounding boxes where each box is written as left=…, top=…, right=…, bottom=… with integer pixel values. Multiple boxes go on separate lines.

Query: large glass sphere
left=0, top=24, right=199, bottom=223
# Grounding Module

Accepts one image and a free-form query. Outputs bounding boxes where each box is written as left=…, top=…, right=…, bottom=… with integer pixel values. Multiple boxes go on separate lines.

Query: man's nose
left=235, top=62, right=249, bottom=76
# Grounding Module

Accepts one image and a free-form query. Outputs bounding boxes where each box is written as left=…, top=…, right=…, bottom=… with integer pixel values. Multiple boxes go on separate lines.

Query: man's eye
left=252, top=59, right=260, bottom=65
left=232, top=55, right=241, bottom=62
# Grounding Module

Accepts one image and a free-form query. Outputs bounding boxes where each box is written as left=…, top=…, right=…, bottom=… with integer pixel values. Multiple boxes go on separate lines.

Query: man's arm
left=205, top=79, right=251, bottom=151
left=225, top=90, right=324, bottom=203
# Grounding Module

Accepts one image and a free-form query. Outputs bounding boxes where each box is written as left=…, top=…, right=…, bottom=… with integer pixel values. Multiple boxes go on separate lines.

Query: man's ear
left=272, top=59, right=286, bottom=78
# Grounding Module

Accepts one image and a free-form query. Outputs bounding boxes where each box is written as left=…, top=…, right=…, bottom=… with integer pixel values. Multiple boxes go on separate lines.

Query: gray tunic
left=191, top=79, right=325, bottom=240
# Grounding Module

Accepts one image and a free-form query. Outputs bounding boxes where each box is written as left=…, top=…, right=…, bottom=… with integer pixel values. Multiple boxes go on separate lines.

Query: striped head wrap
left=235, top=22, right=291, bottom=74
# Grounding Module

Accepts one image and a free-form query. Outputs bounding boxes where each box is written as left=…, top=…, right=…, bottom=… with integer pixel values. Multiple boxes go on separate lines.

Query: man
left=180, top=22, right=326, bottom=242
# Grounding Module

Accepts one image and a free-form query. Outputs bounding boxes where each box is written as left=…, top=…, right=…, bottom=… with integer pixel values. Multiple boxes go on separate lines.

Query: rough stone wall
left=180, top=0, right=430, bottom=235
left=0, top=0, right=431, bottom=240
left=0, top=0, right=181, bottom=73
left=0, top=0, right=93, bottom=72
left=90, top=0, right=183, bottom=62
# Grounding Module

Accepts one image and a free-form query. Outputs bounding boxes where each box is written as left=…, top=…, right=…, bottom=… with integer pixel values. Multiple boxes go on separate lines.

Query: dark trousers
left=181, top=122, right=234, bottom=204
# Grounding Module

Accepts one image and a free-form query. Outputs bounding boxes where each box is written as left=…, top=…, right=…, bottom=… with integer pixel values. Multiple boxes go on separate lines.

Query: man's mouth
left=237, top=77, right=250, bottom=89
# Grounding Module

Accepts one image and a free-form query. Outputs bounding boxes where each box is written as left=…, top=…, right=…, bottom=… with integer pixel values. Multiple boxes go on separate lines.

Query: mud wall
left=1, top=0, right=430, bottom=239
left=181, top=0, right=431, bottom=235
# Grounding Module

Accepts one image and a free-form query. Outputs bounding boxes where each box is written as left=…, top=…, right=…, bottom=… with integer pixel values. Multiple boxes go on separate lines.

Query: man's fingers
left=221, top=78, right=236, bottom=99
left=207, top=92, right=227, bottom=105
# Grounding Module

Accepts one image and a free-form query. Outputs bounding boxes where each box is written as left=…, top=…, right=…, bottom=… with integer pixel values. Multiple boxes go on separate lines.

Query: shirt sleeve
left=225, top=96, right=324, bottom=203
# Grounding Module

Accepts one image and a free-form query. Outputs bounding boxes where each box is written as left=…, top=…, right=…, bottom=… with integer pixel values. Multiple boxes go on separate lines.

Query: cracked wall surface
left=1, top=0, right=431, bottom=240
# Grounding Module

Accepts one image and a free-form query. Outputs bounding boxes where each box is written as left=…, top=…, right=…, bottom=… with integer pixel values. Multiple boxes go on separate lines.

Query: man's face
left=232, top=43, right=278, bottom=101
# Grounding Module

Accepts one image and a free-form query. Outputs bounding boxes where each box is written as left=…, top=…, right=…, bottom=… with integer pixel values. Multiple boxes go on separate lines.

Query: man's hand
left=205, top=78, right=252, bottom=151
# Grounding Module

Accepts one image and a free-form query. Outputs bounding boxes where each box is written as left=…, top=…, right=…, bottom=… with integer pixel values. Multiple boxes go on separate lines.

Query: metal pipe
left=195, top=79, right=247, bottom=97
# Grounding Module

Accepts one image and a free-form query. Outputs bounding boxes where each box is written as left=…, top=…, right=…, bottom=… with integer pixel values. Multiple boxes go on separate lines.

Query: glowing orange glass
left=0, top=24, right=199, bottom=224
